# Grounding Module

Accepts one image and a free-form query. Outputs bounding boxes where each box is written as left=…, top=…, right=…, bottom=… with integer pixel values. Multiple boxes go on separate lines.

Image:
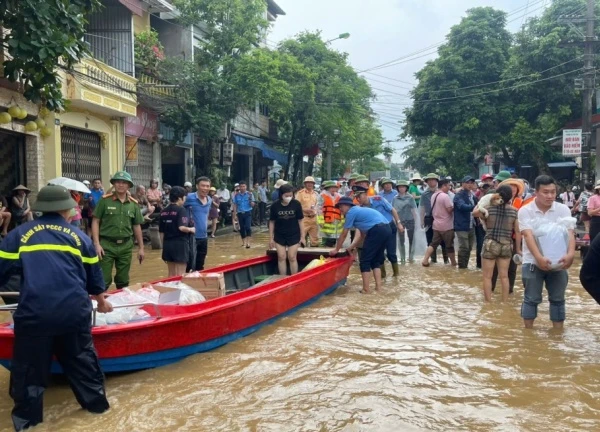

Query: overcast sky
left=269, top=0, right=549, bottom=162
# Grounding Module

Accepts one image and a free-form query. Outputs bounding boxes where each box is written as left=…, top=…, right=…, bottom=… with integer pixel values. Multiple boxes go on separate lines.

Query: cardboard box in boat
left=127, top=283, right=181, bottom=305
left=181, top=272, right=226, bottom=300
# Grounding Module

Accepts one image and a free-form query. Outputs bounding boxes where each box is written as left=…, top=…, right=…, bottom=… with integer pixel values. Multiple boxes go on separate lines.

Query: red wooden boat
left=0, top=249, right=353, bottom=373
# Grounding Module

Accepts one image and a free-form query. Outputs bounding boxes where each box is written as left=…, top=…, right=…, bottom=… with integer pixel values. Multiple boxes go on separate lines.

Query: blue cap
left=462, top=175, right=476, bottom=183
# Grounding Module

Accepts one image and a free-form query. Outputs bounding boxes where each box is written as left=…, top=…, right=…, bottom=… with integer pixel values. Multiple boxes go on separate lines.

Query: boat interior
left=223, top=248, right=347, bottom=293
left=0, top=249, right=349, bottom=322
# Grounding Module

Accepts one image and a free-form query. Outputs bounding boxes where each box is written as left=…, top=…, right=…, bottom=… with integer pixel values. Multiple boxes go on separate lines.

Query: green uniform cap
left=323, top=180, right=338, bottom=189
left=110, top=171, right=134, bottom=188
left=494, top=170, right=511, bottom=182
left=395, top=180, right=409, bottom=187
left=348, top=173, right=361, bottom=181
left=379, top=177, right=394, bottom=186
left=354, top=175, right=369, bottom=183
left=423, top=173, right=440, bottom=181
left=32, top=185, right=77, bottom=213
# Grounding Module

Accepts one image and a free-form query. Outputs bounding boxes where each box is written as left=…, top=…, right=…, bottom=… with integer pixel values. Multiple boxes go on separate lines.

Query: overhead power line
left=306, top=67, right=582, bottom=107
left=370, top=56, right=583, bottom=100
left=357, top=0, right=557, bottom=74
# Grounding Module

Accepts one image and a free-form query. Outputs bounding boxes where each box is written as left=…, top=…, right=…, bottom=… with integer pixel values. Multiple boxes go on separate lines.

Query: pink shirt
left=588, top=194, right=600, bottom=212
left=72, top=205, right=82, bottom=221
left=147, top=187, right=162, bottom=202
left=431, top=190, right=454, bottom=232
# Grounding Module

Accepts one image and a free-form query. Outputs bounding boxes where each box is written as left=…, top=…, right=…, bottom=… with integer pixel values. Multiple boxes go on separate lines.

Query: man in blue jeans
left=232, top=181, right=255, bottom=248
left=184, top=176, right=212, bottom=271
left=518, top=175, right=576, bottom=329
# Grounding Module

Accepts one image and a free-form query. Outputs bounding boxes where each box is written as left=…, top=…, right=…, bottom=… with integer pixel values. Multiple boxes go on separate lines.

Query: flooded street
left=1, top=229, right=600, bottom=431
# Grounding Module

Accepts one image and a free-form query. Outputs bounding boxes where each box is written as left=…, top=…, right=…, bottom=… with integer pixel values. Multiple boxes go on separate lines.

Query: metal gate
left=0, top=131, right=25, bottom=196
left=61, top=127, right=102, bottom=181
left=127, top=139, right=154, bottom=187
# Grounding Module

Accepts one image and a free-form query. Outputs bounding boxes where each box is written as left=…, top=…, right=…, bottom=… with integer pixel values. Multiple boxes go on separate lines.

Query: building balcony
left=65, top=57, right=138, bottom=117
left=136, top=71, right=177, bottom=100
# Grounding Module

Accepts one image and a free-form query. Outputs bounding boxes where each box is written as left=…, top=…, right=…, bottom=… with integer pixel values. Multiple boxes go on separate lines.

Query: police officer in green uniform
left=91, top=171, right=145, bottom=289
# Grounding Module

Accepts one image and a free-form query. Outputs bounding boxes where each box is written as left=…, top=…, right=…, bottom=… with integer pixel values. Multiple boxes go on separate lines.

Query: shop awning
left=118, top=0, right=143, bottom=16
left=548, top=161, right=578, bottom=169
left=232, top=133, right=288, bottom=165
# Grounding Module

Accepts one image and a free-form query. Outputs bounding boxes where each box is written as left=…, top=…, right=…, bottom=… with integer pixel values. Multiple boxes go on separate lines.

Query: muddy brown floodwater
left=1, top=228, right=600, bottom=431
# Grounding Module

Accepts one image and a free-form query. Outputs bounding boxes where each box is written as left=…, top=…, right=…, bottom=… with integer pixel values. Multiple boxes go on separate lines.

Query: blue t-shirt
left=233, top=191, right=254, bottom=213
left=343, top=206, right=388, bottom=231
left=84, top=189, right=105, bottom=209
left=369, top=196, right=394, bottom=222
left=378, top=189, right=397, bottom=204
left=271, top=190, right=279, bottom=202
left=184, top=193, right=212, bottom=239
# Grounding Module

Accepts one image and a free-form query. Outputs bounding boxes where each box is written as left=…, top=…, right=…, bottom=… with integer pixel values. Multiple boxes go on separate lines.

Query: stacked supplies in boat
left=181, top=272, right=226, bottom=299
left=94, top=282, right=206, bottom=325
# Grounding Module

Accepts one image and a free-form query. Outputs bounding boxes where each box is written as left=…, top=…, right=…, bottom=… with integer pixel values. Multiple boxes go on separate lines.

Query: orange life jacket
left=512, top=197, right=524, bottom=210
left=321, top=193, right=342, bottom=224
left=521, top=197, right=535, bottom=207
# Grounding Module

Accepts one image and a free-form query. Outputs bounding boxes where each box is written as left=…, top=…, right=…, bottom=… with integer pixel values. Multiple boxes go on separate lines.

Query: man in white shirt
left=216, top=184, right=231, bottom=227
left=518, top=175, right=576, bottom=329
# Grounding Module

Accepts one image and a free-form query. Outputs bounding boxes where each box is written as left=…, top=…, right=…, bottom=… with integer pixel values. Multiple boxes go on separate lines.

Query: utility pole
left=581, top=0, right=596, bottom=184
left=326, top=129, right=340, bottom=180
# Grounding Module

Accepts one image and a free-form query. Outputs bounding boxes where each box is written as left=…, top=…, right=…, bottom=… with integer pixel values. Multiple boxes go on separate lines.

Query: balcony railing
left=137, top=72, right=177, bottom=99
left=65, top=57, right=138, bottom=117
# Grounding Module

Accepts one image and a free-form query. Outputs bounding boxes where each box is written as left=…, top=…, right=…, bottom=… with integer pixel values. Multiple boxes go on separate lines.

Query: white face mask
left=282, top=196, right=292, bottom=203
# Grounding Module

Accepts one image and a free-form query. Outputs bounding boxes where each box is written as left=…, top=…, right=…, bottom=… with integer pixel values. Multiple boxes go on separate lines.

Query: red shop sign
left=125, top=107, right=158, bottom=141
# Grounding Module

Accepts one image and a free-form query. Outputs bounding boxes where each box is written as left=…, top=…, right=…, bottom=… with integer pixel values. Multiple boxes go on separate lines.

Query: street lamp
left=326, top=33, right=350, bottom=44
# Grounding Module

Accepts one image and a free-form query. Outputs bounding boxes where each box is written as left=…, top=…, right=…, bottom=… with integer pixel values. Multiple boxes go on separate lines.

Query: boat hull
left=0, top=253, right=353, bottom=373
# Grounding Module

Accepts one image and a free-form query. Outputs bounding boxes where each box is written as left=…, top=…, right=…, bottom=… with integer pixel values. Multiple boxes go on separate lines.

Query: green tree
left=0, top=0, right=100, bottom=110
left=404, top=7, right=513, bottom=158
left=498, top=0, right=589, bottom=172
left=402, top=136, right=478, bottom=179
left=158, top=0, right=271, bottom=174
left=275, top=32, right=381, bottom=182
left=404, top=1, right=594, bottom=175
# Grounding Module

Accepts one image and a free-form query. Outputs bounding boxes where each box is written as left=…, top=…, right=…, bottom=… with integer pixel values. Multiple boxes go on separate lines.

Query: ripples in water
left=1, top=231, right=599, bottom=431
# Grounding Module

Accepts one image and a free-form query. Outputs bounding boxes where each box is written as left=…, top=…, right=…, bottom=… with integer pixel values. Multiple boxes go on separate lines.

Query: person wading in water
left=0, top=185, right=113, bottom=431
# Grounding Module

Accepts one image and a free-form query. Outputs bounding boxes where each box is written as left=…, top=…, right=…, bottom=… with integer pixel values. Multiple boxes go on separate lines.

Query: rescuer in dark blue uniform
left=0, top=185, right=113, bottom=431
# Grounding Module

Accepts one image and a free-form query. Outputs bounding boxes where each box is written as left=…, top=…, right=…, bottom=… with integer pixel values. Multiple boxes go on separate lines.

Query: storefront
left=0, top=87, right=44, bottom=197
left=0, top=130, right=26, bottom=196
left=160, top=122, right=193, bottom=187
left=231, top=133, right=287, bottom=185
left=125, top=107, right=160, bottom=187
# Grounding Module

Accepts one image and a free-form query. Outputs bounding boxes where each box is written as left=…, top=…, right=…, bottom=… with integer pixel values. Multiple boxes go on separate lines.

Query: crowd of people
left=254, top=171, right=600, bottom=333
left=1, top=167, right=600, bottom=431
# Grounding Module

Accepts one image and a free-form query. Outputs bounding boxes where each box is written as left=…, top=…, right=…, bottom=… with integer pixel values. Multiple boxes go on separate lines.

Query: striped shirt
left=484, top=205, right=518, bottom=245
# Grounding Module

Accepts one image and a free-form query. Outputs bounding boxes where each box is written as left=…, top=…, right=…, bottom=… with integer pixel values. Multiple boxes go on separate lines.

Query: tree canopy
left=402, top=0, right=593, bottom=177
left=0, top=0, right=100, bottom=111
left=158, top=0, right=385, bottom=181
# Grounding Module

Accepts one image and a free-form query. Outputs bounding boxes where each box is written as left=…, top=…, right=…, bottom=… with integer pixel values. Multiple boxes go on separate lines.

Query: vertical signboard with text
left=562, top=129, right=582, bottom=157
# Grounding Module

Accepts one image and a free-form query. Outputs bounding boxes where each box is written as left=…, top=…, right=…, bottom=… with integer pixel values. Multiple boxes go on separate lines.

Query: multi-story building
left=154, top=0, right=287, bottom=186
left=44, top=0, right=140, bottom=186
left=0, top=0, right=288, bottom=200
